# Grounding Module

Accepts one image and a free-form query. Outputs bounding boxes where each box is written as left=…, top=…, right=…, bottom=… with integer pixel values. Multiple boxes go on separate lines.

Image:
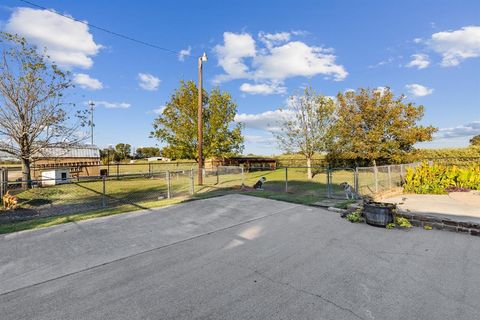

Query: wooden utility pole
left=197, top=53, right=207, bottom=185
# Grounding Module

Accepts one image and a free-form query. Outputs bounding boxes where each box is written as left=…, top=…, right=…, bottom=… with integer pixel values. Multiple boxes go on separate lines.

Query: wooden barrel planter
left=363, top=202, right=395, bottom=227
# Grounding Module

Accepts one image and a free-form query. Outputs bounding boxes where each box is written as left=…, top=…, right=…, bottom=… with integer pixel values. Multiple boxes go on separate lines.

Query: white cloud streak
left=178, top=46, right=191, bottom=61
left=406, top=54, right=430, bottom=69
left=235, top=109, right=293, bottom=132
left=138, top=73, right=161, bottom=91
left=405, top=83, right=434, bottom=97
left=73, top=73, right=103, bottom=90
left=239, top=82, right=287, bottom=95
left=436, top=121, right=480, bottom=139
left=93, top=101, right=131, bottom=109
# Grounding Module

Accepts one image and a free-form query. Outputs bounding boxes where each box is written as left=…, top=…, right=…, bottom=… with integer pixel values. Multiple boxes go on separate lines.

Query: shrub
left=346, top=211, right=361, bottom=223
left=396, top=217, right=412, bottom=228
left=386, top=223, right=395, bottom=229
left=403, top=162, right=480, bottom=194
left=423, top=225, right=433, bottom=230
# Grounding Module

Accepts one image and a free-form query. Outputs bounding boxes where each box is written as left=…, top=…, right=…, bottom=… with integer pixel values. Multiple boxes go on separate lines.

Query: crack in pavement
left=221, top=261, right=366, bottom=320
left=252, top=270, right=367, bottom=320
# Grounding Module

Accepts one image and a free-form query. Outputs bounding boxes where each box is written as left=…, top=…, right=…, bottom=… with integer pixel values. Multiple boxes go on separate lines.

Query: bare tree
left=274, top=87, right=335, bottom=179
left=0, top=33, right=86, bottom=188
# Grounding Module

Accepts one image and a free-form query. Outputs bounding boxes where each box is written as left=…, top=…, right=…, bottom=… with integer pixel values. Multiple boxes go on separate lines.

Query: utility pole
left=89, top=100, right=95, bottom=145
left=197, top=52, right=207, bottom=185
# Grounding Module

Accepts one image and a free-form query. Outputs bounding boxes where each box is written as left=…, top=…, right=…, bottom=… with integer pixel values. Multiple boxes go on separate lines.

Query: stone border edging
left=397, top=210, right=480, bottom=236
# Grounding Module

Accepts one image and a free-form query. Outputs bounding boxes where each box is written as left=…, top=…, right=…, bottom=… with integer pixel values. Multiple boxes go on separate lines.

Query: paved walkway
left=384, top=191, right=480, bottom=223
left=1, top=194, right=479, bottom=319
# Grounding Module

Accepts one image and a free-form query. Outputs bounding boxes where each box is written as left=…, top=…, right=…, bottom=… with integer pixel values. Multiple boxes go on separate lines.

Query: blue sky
left=1, top=0, right=479, bottom=155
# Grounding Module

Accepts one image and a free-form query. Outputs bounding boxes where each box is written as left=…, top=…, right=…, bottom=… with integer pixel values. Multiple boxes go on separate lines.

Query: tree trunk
left=306, top=156, right=313, bottom=180
left=21, top=158, right=32, bottom=189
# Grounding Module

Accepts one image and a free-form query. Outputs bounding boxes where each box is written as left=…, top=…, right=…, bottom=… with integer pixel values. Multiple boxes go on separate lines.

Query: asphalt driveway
left=1, top=194, right=479, bottom=319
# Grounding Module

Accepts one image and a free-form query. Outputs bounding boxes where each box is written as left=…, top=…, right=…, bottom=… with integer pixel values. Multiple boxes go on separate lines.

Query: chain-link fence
left=1, top=162, right=433, bottom=223
left=356, top=163, right=423, bottom=197
left=0, top=166, right=247, bottom=221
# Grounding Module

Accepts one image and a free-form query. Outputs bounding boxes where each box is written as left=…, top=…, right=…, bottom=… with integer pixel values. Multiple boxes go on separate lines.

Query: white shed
left=41, top=168, right=70, bottom=186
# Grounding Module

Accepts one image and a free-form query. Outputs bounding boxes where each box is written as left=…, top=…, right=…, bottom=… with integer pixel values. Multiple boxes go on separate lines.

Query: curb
left=397, top=210, right=480, bottom=236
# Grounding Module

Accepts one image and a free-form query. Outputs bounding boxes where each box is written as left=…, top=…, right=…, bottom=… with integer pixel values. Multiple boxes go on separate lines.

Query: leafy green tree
left=135, top=147, right=160, bottom=158
left=274, top=87, right=335, bottom=179
left=329, top=87, right=437, bottom=166
left=114, top=143, right=131, bottom=161
left=151, top=80, right=244, bottom=161
left=0, top=33, right=85, bottom=188
left=470, top=135, right=480, bottom=146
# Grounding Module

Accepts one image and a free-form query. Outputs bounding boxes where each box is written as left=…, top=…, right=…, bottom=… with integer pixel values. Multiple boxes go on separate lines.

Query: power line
left=17, top=0, right=193, bottom=59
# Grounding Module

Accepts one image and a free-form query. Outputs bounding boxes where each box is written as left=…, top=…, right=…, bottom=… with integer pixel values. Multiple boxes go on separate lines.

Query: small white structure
left=41, top=168, right=70, bottom=186
left=147, top=157, right=171, bottom=162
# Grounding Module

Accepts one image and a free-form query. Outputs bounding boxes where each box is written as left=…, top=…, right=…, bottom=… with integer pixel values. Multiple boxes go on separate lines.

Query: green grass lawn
left=0, top=167, right=355, bottom=234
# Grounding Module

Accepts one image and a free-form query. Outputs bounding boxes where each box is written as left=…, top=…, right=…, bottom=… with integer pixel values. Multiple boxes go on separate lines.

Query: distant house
left=32, top=144, right=101, bottom=179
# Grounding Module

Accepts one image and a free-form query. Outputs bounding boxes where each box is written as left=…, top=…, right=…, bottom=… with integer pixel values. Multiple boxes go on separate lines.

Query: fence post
left=116, top=163, right=119, bottom=180
left=241, top=166, right=245, bottom=187
left=374, top=165, right=379, bottom=193
left=216, top=166, right=219, bottom=185
left=189, top=169, right=194, bottom=195
left=400, top=164, right=404, bottom=180
left=0, top=168, right=4, bottom=207
left=166, top=170, right=171, bottom=199
left=354, top=167, right=359, bottom=196
left=102, top=176, right=106, bottom=207
left=284, top=167, right=288, bottom=192
left=387, top=165, right=392, bottom=189
left=326, top=169, right=331, bottom=198
left=149, top=163, right=152, bottom=176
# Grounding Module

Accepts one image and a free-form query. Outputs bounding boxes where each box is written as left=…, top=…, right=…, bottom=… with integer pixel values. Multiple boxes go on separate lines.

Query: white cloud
left=239, top=82, right=287, bottom=95
left=436, top=121, right=480, bottom=139
left=73, top=73, right=103, bottom=90
left=214, top=32, right=256, bottom=83
left=406, top=54, right=430, bottom=69
left=5, top=7, right=102, bottom=69
left=235, top=109, right=292, bottom=132
left=93, top=101, right=130, bottom=109
left=253, top=41, right=348, bottom=81
left=405, top=83, right=434, bottom=97
left=428, top=26, right=480, bottom=66
left=152, top=106, right=166, bottom=114
left=213, top=31, right=347, bottom=86
left=138, top=73, right=161, bottom=91
left=178, top=46, right=191, bottom=61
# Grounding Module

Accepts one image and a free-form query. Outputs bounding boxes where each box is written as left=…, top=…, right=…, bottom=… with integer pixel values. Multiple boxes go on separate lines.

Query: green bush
left=346, top=211, right=361, bottom=223
left=403, top=162, right=480, bottom=194
left=396, top=217, right=412, bottom=228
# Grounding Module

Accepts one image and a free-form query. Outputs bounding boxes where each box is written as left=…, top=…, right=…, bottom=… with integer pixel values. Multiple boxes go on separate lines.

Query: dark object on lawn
left=253, top=177, right=266, bottom=190
left=363, top=201, right=396, bottom=227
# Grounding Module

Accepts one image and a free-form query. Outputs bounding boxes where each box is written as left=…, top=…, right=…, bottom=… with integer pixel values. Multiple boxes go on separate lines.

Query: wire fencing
left=356, top=163, right=423, bottom=197
left=0, top=163, right=425, bottom=223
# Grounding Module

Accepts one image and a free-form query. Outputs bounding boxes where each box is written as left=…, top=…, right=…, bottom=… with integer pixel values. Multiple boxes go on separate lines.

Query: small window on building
left=61, top=172, right=67, bottom=181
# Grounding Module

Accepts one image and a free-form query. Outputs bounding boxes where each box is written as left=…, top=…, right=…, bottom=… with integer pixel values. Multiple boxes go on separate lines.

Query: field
left=0, top=167, right=356, bottom=234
